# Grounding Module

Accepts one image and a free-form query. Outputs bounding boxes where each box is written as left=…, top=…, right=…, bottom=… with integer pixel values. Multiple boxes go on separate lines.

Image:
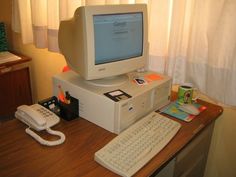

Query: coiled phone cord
left=25, top=127, right=65, bottom=146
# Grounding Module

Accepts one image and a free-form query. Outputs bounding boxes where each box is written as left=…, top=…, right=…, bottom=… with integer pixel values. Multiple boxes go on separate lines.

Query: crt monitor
left=58, top=4, right=148, bottom=85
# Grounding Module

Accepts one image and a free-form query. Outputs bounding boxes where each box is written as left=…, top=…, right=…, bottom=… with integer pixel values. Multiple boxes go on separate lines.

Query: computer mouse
left=178, top=104, right=200, bottom=115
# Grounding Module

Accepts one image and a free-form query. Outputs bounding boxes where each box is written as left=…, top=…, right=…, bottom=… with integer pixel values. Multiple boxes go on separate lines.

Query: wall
left=12, top=34, right=66, bottom=101
left=204, top=106, right=236, bottom=177
left=0, top=1, right=236, bottom=177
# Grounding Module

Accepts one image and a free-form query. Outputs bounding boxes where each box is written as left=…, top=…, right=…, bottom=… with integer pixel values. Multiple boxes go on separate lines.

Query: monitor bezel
left=81, top=4, right=148, bottom=80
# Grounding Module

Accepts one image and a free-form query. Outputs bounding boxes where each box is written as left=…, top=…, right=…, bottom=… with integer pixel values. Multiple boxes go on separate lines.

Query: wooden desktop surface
left=0, top=94, right=223, bottom=177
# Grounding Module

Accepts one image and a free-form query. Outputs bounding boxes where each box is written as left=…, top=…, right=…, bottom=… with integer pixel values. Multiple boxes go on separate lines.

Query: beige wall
left=1, top=1, right=236, bottom=177
left=12, top=33, right=66, bottom=101
left=204, top=106, right=236, bottom=177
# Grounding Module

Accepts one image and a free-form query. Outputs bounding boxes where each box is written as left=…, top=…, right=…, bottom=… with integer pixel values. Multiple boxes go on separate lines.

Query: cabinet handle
left=0, top=67, right=12, bottom=73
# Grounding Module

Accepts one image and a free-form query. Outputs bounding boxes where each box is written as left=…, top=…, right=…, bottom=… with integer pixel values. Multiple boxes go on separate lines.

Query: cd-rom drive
left=53, top=71, right=172, bottom=134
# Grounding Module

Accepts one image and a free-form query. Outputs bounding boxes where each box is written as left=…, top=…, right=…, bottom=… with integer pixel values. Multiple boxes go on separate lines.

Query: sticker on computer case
left=104, top=89, right=132, bottom=102
left=133, top=77, right=148, bottom=85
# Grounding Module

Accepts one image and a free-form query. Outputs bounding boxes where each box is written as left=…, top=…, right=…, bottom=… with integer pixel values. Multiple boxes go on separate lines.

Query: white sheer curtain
left=12, top=0, right=148, bottom=51
left=165, top=0, right=236, bottom=106
left=12, top=0, right=236, bottom=106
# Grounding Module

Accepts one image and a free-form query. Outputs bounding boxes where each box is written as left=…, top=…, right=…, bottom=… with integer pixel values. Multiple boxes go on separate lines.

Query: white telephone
left=15, top=104, right=65, bottom=146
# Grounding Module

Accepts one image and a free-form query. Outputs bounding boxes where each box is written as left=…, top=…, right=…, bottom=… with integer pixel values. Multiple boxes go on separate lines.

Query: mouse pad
left=159, top=101, right=207, bottom=122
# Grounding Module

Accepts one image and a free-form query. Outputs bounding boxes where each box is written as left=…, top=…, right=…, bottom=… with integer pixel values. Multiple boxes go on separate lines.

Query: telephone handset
left=15, top=104, right=65, bottom=146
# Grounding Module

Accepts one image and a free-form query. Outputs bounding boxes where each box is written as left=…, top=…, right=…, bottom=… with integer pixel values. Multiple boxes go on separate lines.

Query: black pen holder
left=59, top=96, right=79, bottom=121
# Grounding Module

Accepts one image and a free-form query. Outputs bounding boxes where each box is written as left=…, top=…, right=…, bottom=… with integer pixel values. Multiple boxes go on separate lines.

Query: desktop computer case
left=53, top=71, right=172, bottom=134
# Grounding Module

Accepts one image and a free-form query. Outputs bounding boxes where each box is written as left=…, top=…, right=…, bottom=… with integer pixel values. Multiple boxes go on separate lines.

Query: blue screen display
left=93, top=12, right=143, bottom=65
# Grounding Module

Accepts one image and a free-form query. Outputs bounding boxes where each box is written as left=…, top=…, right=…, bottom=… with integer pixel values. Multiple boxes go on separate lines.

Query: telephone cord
left=25, top=127, right=65, bottom=146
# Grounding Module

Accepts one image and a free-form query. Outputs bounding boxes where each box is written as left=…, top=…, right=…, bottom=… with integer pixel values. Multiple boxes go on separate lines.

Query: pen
left=65, top=91, right=71, bottom=104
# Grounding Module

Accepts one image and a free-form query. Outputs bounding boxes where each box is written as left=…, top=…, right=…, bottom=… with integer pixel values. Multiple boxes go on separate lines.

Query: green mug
left=177, top=84, right=197, bottom=104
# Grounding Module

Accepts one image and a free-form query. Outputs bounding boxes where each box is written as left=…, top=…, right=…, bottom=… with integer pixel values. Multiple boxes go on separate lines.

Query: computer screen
left=94, top=12, right=143, bottom=65
left=59, top=4, right=148, bottom=86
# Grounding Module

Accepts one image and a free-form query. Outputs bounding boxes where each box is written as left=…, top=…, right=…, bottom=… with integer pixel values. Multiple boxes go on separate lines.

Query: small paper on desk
left=0, top=51, right=21, bottom=64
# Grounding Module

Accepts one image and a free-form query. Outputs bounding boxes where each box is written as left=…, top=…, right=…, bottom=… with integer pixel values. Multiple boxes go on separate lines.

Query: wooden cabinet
left=154, top=123, right=214, bottom=177
left=0, top=54, right=32, bottom=121
left=174, top=123, right=214, bottom=177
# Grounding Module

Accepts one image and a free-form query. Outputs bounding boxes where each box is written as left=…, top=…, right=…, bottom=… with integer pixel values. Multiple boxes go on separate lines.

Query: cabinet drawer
left=174, top=123, right=214, bottom=177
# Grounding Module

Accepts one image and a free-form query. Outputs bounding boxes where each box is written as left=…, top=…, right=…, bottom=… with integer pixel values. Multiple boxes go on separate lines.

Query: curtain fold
left=12, top=0, right=236, bottom=106
left=166, top=0, right=236, bottom=106
left=148, top=0, right=172, bottom=74
left=12, top=0, right=148, bottom=51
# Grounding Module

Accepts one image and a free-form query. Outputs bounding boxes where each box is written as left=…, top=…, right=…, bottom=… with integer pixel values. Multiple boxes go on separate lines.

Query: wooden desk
left=0, top=97, right=223, bottom=177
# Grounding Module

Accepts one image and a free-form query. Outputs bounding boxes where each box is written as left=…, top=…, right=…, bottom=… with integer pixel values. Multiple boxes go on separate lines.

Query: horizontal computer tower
left=53, top=70, right=172, bottom=134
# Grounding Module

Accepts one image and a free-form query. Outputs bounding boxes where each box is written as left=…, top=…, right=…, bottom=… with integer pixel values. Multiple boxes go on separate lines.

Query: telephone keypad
left=37, top=107, right=54, bottom=118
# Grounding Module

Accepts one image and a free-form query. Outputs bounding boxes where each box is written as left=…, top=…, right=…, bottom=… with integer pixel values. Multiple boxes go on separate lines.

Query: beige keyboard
left=95, top=111, right=181, bottom=177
